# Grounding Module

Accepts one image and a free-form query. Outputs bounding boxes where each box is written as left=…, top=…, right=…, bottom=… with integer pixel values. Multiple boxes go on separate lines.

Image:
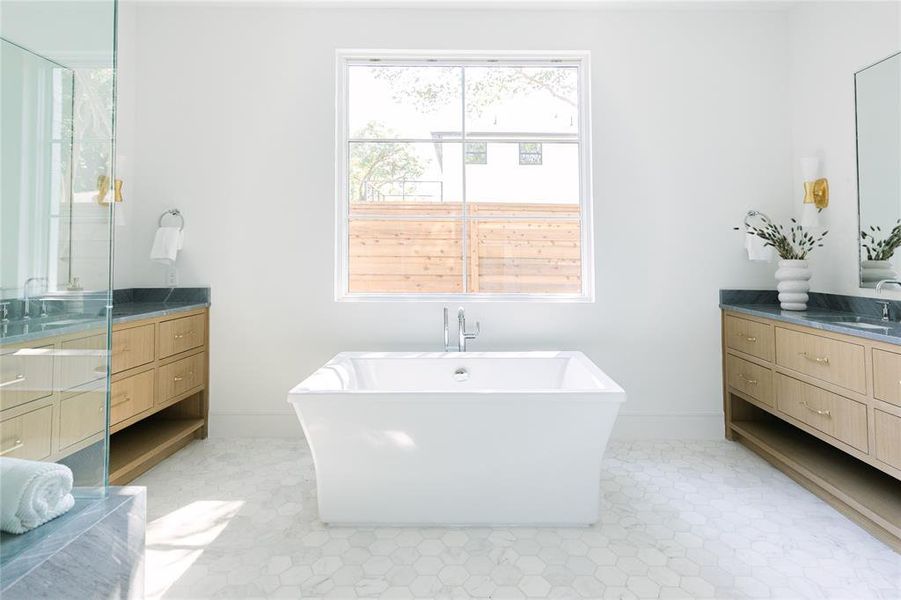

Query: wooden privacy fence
left=348, top=202, right=581, bottom=294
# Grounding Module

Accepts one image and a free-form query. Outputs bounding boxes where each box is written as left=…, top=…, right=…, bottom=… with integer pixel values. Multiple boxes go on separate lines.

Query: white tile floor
left=135, top=439, right=900, bottom=600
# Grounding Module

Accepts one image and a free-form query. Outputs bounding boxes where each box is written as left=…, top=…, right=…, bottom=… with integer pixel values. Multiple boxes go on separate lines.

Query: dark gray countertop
left=720, top=289, right=901, bottom=346
left=0, top=288, right=209, bottom=345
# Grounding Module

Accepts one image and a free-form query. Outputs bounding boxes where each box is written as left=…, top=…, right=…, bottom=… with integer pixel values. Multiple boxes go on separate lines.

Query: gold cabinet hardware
left=800, top=400, right=831, bottom=418
left=738, top=373, right=758, bottom=385
left=173, top=331, right=194, bottom=340
left=114, top=179, right=124, bottom=203
left=736, top=333, right=757, bottom=342
left=174, top=376, right=184, bottom=382
left=0, top=439, right=24, bottom=456
left=798, top=352, right=829, bottom=364
left=0, top=374, right=25, bottom=388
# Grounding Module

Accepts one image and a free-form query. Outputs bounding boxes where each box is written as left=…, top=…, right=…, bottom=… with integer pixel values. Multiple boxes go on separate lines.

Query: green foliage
left=371, top=66, right=577, bottom=115
left=861, top=221, right=901, bottom=261
left=349, top=122, right=426, bottom=202
left=749, top=219, right=828, bottom=260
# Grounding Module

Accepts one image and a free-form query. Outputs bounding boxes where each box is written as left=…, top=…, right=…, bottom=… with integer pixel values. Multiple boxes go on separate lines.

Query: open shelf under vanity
left=730, top=409, right=901, bottom=548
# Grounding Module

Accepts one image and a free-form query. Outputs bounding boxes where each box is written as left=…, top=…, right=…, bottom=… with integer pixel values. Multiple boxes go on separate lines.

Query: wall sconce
left=96, top=175, right=125, bottom=204
left=800, top=157, right=828, bottom=228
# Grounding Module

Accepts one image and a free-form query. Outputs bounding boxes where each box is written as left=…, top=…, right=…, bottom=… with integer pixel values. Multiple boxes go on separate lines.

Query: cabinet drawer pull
left=112, top=394, right=131, bottom=407
left=738, top=373, right=758, bottom=385
left=798, top=352, right=829, bottom=365
left=800, top=400, right=831, bottom=418
left=174, top=376, right=184, bottom=382
left=0, top=374, right=25, bottom=388
left=173, top=331, right=194, bottom=340
left=0, top=440, right=24, bottom=456
left=737, top=333, right=757, bottom=342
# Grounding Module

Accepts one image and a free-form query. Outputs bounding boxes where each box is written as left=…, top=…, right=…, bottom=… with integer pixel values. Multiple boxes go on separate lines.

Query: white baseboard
left=611, top=412, right=724, bottom=440
left=208, top=410, right=724, bottom=440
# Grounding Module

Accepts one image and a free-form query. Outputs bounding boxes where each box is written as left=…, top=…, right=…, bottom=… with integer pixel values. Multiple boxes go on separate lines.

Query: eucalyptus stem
left=861, top=220, right=901, bottom=261
left=748, top=218, right=828, bottom=260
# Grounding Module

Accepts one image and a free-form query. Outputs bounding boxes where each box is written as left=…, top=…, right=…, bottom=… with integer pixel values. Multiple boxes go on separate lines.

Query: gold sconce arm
left=96, top=176, right=125, bottom=204
left=96, top=175, right=110, bottom=204
left=803, top=178, right=829, bottom=209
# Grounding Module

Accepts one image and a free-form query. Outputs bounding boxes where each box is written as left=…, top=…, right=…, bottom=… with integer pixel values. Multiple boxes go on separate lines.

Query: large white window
left=336, top=51, right=593, bottom=301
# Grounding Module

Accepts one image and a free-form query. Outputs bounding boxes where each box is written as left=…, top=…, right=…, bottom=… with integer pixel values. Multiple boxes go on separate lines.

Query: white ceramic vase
left=775, top=259, right=811, bottom=311
left=861, top=260, right=896, bottom=286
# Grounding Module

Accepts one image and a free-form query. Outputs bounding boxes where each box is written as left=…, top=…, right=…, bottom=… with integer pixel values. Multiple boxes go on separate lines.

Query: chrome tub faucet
left=457, top=307, right=480, bottom=352
left=442, top=307, right=481, bottom=351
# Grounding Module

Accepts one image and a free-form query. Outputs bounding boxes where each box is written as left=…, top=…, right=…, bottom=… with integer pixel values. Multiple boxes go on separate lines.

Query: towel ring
left=735, top=210, right=773, bottom=231
left=159, top=209, right=184, bottom=231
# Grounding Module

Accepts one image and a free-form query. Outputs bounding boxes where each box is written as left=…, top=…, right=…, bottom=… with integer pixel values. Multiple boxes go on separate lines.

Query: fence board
left=348, top=202, right=581, bottom=294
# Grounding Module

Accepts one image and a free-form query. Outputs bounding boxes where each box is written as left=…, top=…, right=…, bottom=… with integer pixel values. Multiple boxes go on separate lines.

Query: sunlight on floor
left=145, top=500, right=244, bottom=600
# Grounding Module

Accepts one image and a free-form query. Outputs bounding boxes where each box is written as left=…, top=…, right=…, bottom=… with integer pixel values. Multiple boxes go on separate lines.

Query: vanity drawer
left=112, top=324, right=155, bottom=374
left=775, top=328, right=866, bottom=394
left=726, top=355, right=773, bottom=406
left=110, top=370, right=155, bottom=426
left=725, top=316, right=774, bottom=361
left=873, top=349, right=901, bottom=408
left=775, top=373, right=868, bottom=452
left=59, top=333, right=107, bottom=391
left=158, top=314, right=205, bottom=359
left=0, top=344, right=54, bottom=411
left=158, top=352, right=205, bottom=403
left=0, top=404, right=52, bottom=460
left=874, top=409, right=901, bottom=472
left=59, top=391, right=106, bottom=450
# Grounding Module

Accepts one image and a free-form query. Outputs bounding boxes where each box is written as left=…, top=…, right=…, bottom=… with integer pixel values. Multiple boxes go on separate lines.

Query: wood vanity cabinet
left=0, top=307, right=209, bottom=484
left=722, top=311, right=901, bottom=551
left=108, top=308, right=209, bottom=483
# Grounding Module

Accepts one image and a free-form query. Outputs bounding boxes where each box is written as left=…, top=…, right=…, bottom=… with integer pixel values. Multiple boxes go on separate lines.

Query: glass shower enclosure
left=0, top=0, right=117, bottom=557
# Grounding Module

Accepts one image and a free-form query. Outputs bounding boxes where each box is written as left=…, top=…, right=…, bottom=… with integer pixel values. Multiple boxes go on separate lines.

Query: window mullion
left=461, top=66, right=468, bottom=294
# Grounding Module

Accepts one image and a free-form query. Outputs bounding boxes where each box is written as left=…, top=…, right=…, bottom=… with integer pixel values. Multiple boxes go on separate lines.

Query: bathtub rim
left=287, top=350, right=626, bottom=399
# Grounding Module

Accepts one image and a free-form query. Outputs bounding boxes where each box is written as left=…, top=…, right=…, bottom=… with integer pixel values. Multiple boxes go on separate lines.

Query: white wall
left=788, top=1, right=900, bottom=297
left=119, top=4, right=798, bottom=438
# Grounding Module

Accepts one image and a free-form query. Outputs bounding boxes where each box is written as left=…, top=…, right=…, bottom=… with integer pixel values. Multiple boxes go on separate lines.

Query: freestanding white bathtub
left=288, top=351, right=626, bottom=526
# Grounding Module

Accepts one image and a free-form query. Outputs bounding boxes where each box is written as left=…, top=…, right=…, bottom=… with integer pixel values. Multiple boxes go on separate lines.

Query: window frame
left=335, top=50, right=594, bottom=303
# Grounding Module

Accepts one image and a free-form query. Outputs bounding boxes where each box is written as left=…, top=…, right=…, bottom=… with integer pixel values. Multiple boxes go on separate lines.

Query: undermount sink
left=814, top=316, right=891, bottom=331
left=838, top=322, right=890, bottom=331
left=41, top=317, right=101, bottom=328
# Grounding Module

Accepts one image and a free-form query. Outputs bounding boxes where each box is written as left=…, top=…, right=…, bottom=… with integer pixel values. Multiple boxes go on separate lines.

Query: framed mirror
left=856, top=51, right=901, bottom=288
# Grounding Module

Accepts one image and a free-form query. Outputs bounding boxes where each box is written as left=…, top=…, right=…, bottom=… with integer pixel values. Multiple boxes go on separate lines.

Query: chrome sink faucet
left=457, top=307, right=480, bottom=352
left=875, top=279, right=901, bottom=321
left=22, top=277, right=47, bottom=320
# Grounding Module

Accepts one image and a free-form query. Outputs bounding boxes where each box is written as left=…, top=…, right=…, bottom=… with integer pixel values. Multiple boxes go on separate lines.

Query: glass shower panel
left=0, top=0, right=117, bottom=533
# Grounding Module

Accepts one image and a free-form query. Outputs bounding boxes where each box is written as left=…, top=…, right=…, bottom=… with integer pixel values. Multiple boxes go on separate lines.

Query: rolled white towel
left=0, top=457, right=75, bottom=534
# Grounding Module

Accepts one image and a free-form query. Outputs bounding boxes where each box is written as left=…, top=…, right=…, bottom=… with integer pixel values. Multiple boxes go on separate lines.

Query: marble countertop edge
left=720, top=303, right=901, bottom=346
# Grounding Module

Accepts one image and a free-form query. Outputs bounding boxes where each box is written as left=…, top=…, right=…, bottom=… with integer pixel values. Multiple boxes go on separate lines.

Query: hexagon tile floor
left=134, top=439, right=900, bottom=600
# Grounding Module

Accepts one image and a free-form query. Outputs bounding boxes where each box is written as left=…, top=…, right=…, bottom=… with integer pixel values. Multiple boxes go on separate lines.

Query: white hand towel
left=745, top=232, right=774, bottom=262
left=151, top=226, right=181, bottom=265
left=0, top=457, right=75, bottom=534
